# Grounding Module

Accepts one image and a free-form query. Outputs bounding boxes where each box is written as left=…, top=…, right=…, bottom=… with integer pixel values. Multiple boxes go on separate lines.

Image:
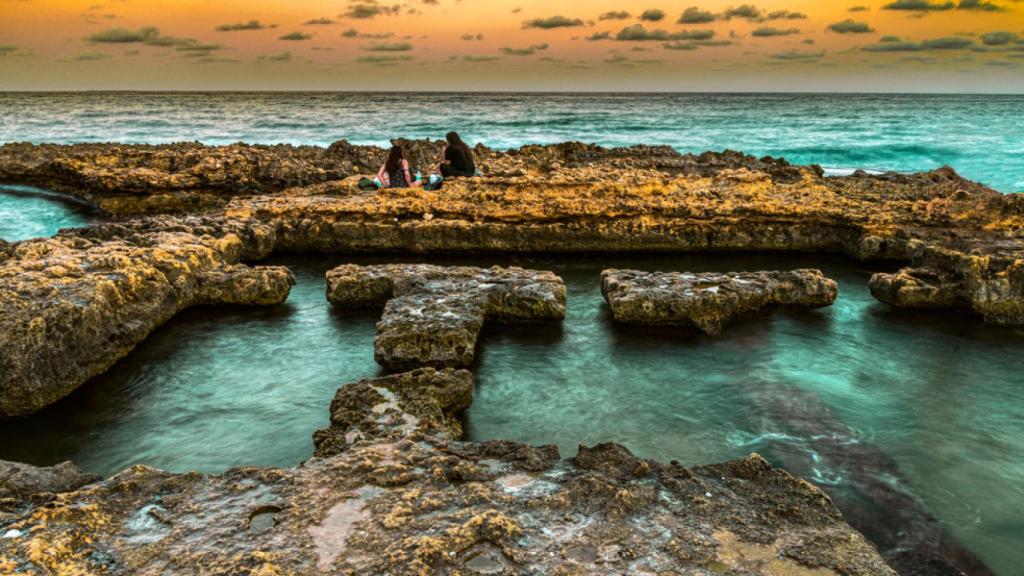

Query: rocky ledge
left=0, top=216, right=294, bottom=418
left=869, top=243, right=1024, bottom=325
left=326, top=264, right=566, bottom=371
left=602, top=269, right=838, bottom=335
left=0, top=367, right=895, bottom=575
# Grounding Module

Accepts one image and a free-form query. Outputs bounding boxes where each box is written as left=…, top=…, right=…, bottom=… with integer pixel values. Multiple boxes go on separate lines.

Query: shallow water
left=1, top=227, right=1022, bottom=572
left=1, top=92, right=1022, bottom=192
left=0, top=184, right=99, bottom=240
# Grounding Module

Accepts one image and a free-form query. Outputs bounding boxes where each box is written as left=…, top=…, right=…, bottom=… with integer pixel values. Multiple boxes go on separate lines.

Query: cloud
left=615, top=24, right=720, bottom=42
left=342, top=2, right=400, bottom=19
left=882, top=0, right=954, bottom=10
left=640, top=9, right=666, bottom=21
left=500, top=43, right=549, bottom=55
left=586, top=31, right=612, bottom=41
left=981, top=31, right=1018, bottom=45
left=848, top=5, right=871, bottom=11
left=957, top=0, right=1005, bottom=10
left=87, top=26, right=160, bottom=43
left=922, top=36, right=975, bottom=49
left=862, top=36, right=977, bottom=51
left=723, top=4, right=763, bottom=19
left=766, top=10, right=807, bottom=19
left=770, top=49, right=825, bottom=60
left=828, top=19, right=875, bottom=33
left=0, top=45, right=21, bottom=56
left=463, top=55, right=502, bottom=62
left=461, top=33, right=484, bottom=41
left=355, top=54, right=413, bottom=64
left=679, top=6, right=716, bottom=23
left=304, top=18, right=336, bottom=25
left=258, top=51, right=292, bottom=62
left=599, top=10, right=631, bottom=20
left=362, top=42, right=412, bottom=51
left=664, top=42, right=699, bottom=50
left=72, top=51, right=112, bottom=61
left=279, top=31, right=313, bottom=41
left=522, top=15, right=585, bottom=29
left=216, top=20, right=267, bottom=32
left=604, top=52, right=661, bottom=66
left=751, top=27, right=800, bottom=37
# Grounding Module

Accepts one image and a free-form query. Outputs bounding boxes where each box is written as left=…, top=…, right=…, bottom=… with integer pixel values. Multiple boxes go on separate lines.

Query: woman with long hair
left=439, top=131, right=476, bottom=178
left=376, top=145, right=420, bottom=189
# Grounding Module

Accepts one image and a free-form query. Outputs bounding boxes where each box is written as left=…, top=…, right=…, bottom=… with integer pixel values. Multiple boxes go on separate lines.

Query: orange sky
left=1, top=0, right=1022, bottom=91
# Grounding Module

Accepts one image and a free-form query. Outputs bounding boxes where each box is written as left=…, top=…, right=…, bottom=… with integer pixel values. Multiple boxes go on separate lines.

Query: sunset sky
left=1, top=0, right=1022, bottom=91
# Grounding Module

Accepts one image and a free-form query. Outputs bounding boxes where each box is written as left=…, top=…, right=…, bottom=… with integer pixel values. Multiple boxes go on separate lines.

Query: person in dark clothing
left=377, top=145, right=420, bottom=189
left=439, top=131, right=475, bottom=178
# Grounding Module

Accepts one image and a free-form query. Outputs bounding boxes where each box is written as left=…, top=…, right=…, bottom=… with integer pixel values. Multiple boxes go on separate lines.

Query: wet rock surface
left=0, top=216, right=295, bottom=417
left=602, top=269, right=838, bottom=335
left=313, top=368, right=474, bottom=457
left=0, top=368, right=895, bottom=576
left=0, top=460, right=99, bottom=523
left=326, top=264, right=566, bottom=370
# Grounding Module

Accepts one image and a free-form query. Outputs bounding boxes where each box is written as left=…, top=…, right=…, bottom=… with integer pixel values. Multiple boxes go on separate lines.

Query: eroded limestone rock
left=326, top=264, right=566, bottom=370
left=313, top=368, right=473, bottom=457
left=602, top=268, right=838, bottom=335
left=0, top=216, right=294, bottom=417
left=870, top=244, right=1024, bottom=325
left=0, top=368, right=896, bottom=576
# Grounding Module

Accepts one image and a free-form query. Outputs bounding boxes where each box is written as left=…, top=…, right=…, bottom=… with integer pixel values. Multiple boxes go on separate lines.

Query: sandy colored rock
left=602, top=268, right=838, bottom=335
left=326, top=264, right=566, bottom=370
left=870, top=244, right=1024, bottom=324
left=0, top=216, right=295, bottom=417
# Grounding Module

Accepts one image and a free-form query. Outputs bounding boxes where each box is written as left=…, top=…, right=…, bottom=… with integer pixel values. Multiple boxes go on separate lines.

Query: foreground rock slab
left=602, top=269, right=838, bottom=335
left=0, top=217, right=294, bottom=417
left=327, top=264, right=566, bottom=370
left=0, top=368, right=895, bottom=576
left=870, top=244, right=1024, bottom=325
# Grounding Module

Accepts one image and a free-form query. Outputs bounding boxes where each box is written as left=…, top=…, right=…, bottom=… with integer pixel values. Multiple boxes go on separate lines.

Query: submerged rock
left=0, top=368, right=896, bottom=576
left=746, top=382, right=995, bottom=575
left=0, top=216, right=295, bottom=417
left=326, top=264, right=566, bottom=370
left=601, top=269, right=838, bottom=335
left=870, top=244, right=1024, bottom=325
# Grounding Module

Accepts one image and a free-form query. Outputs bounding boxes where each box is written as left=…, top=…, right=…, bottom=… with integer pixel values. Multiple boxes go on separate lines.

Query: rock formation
left=0, top=216, right=294, bottom=417
left=326, top=264, right=566, bottom=370
left=0, top=367, right=896, bottom=576
left=869, top=244, right=1024, bottom=325
left=1, top=460, right=99, bottom=525
left=601, top=269, right=838, bottom=335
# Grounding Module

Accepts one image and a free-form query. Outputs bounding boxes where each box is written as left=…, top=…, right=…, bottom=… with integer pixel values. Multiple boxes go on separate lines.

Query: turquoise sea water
left=1, top=92, right=1022, bottom=192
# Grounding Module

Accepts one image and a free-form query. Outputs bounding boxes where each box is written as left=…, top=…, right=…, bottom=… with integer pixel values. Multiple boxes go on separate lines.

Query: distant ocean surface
left=1, top=92, right=1021, bottom=192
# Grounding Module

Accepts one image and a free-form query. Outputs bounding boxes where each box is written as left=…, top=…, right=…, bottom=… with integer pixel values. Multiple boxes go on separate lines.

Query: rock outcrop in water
left=0, top=216, right=294, bottom=417
left=601, top=269, right=838, bottom=335
left=869, top=244, right=1024, bottom=325
left=326, top=264, right=566, bottom=370
left=0, top=368, right=896, bottom=576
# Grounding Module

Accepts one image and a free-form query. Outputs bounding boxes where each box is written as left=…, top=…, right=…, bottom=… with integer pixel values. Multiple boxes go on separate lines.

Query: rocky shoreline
left=0, top=367, right=897, bottom=575
left=0, top=140, right=1019, bottom=574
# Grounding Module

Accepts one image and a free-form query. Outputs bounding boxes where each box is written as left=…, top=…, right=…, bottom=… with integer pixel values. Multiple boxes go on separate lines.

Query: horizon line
left=1, top=90, right=1023, bottom=97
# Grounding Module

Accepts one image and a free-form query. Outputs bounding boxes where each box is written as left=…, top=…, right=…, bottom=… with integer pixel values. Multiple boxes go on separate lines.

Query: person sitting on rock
left=376, top=145, right=421, bottom=189
left=439, top=131, right=476, bottom=178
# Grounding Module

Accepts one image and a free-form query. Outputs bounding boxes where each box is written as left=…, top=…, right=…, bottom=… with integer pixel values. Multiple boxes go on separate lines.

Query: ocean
left=1, top=91, right=1022, bottom=192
